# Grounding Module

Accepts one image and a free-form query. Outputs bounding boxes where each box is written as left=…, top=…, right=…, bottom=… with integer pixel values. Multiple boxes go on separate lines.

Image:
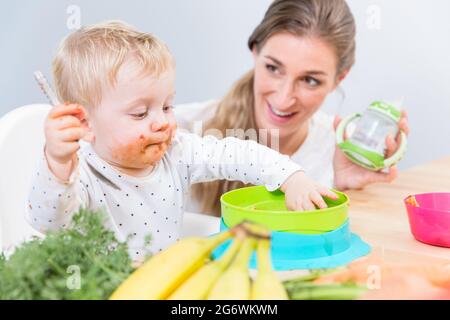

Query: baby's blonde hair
left=53, top=20, right=174, bottom=108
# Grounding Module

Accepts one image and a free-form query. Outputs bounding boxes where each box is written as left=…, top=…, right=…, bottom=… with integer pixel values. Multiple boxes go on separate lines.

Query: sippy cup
left=336, top=101, right=407, bottom=171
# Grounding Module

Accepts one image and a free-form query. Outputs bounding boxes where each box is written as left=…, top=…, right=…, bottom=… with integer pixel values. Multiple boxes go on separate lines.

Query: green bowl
left=220, top=186, right=349, bottom=234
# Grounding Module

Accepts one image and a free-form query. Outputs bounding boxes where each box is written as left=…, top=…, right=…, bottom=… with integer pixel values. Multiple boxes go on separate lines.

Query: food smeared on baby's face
left=110, top=126, right=175, bottom=169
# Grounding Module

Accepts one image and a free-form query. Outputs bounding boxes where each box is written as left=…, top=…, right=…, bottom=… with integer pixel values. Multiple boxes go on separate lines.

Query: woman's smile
left=266, top=101, right=299, bottom=124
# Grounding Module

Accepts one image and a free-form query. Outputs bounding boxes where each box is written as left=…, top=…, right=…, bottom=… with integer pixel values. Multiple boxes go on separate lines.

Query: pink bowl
left=404, top=193, right=450, bottom=248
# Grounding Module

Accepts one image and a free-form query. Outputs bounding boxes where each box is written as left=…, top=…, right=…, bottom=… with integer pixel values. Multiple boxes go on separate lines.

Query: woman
left=175, top=0, right=409, bottom=215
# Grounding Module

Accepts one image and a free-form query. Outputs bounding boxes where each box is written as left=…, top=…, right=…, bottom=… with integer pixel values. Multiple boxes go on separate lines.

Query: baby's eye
left=132, top=111, right=148, bottom=119
left=163, top=105, right=173, bottom=113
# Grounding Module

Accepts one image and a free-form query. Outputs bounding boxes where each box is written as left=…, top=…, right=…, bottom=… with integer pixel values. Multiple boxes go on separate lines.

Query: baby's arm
left=174, top=132, right=337, bottom=211
left=26, top=151, right=89, bottom=232
left=26, top=103, right=89, bottom=232
left=174, top=132, right=301, bottom=190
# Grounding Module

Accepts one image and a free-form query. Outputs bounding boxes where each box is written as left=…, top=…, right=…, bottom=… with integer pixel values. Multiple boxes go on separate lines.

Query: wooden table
left=346, top=156, right=450, bottom=266
left=185, top=156, right=450, bottom=274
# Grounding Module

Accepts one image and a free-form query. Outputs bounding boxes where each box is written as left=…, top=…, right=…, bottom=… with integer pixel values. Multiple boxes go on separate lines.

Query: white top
left=26, top=132, right=302, bottom=261
left=289, top=110, right=335, bottom=187
left=174, top=101, right=336, bottom=212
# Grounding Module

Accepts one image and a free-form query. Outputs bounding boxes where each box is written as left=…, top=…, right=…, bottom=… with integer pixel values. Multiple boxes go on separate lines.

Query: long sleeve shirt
left=26, top=132, right=302, bottom=261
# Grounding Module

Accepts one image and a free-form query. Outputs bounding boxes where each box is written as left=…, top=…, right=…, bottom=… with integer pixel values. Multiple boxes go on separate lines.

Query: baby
left=27, top=21, right=337, bottom=261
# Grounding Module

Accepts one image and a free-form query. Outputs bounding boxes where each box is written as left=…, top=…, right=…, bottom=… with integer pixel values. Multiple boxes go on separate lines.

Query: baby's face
left=86, top=58, right=177, bottom=175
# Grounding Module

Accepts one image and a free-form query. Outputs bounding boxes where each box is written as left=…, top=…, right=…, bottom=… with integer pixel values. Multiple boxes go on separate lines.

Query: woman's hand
left=333, top=111, right=409, bottom=191
left=280, top=171, right=338, bottom=211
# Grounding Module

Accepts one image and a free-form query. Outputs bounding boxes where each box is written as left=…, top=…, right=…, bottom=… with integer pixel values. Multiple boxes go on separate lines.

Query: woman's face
left=253, top=32, right=344, bottom=142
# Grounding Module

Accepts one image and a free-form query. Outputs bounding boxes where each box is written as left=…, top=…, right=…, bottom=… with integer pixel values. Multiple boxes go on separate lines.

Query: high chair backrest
left=0, top=104, right=51, bottom=252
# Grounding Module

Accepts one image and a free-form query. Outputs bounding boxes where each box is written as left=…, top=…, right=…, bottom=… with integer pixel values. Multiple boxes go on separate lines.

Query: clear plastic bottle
left=348, top=102, right=401, bottom=157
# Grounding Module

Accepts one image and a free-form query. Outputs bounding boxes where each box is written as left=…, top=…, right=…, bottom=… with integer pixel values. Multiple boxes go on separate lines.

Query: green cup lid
left=369, top=101, right=402, bottom=122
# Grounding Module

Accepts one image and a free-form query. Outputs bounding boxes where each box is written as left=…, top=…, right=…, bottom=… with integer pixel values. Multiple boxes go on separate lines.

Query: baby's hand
left=280, top=171, right=338, bottom=211
left=44, top=103, right=87, bottom=181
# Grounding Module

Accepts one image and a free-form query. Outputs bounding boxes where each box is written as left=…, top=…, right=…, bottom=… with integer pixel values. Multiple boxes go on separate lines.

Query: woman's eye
left=163, top=105, right=173, bottom=113
left=265, top=64, right=279, bottom=74
left=303, top=76, right=321, bottom=87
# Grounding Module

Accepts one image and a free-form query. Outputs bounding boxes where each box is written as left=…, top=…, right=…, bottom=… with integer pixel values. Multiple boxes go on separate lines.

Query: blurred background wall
left=1, top=0, right=449, bottom=168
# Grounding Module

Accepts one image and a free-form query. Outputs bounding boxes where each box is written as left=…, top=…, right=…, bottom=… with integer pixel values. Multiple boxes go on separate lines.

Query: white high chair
left=0, top=103, right=219, bottom=253
left=0, top=104, right=51, bottom=252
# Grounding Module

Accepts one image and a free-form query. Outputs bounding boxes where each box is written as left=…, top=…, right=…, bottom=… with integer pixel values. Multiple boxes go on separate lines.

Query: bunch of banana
left=109, top=221, right=288, bottom=300
left=251, top=239, right=289, bottom=300
left=207, top=237, right=256, bottom=300
left=110, top=230, right=234, bottom=300
left=168, top=232, right=246, bottom=300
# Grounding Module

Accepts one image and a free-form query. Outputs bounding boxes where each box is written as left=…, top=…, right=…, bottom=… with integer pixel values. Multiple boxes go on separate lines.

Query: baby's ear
left=79, top=107, right=95, bottom=143
left=81, top=125, right=95, bottom=143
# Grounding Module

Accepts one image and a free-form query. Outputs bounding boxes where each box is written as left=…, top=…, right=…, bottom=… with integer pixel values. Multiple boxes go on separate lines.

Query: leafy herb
left=0, top=208, right=141, bottom=300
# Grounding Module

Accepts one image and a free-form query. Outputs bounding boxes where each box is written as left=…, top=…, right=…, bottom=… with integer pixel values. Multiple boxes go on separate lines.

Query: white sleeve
left=290, top=110, right=336, bottom=188
left=172, top=100, right=218, bottom=132
left=26, top=149, right=90, bottom=233
left=171, top=132, right=303, bottom=192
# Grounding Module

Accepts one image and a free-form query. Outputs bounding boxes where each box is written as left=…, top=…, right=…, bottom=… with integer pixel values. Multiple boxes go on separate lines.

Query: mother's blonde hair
left=193, top=0, right=356, bottom=216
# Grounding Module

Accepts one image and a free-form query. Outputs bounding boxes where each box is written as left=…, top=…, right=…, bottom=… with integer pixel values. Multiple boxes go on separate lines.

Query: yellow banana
left=109, top=230, right=232, bottom=300
left=207, top=237, right=255, bottom=300
left=251, top=239, right=288, bottom=300
left=241, top=222, right=271, bottom=239
left=168, top=234, right=245, bottom=300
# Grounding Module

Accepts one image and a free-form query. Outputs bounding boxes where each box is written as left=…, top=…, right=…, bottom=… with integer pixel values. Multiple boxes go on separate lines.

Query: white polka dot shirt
left=26, top=132, right=302, bottom=261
